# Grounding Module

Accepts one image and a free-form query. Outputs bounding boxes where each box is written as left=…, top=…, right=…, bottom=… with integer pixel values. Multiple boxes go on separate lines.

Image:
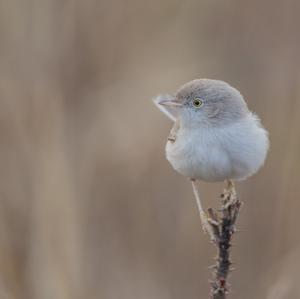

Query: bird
left=153, top=79, right=269, bottom=230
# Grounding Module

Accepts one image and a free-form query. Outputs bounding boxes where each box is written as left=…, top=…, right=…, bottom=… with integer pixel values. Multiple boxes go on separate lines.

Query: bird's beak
left=157, top=98, right=182, bottom=107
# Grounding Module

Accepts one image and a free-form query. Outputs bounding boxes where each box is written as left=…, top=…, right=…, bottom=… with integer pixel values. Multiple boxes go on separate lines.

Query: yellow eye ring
left=193, top=98, right=203, bottom=108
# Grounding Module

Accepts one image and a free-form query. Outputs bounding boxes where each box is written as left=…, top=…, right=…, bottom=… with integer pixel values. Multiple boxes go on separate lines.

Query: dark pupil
left=194, top=100, right=200, bottom=106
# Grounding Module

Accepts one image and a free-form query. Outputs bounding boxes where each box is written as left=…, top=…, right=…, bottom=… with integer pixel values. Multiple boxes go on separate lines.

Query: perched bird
left=154, top=79, right=269, bottom=228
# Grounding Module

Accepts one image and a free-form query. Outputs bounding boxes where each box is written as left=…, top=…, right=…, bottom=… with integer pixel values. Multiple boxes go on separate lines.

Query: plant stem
left=191, top=180, right=241, bottom=299
left=209, top=184, right=241, bottom=299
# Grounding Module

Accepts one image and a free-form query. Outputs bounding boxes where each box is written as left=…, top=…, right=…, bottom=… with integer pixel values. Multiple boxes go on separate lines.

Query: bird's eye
left=193, top=98, right=203, bottom=108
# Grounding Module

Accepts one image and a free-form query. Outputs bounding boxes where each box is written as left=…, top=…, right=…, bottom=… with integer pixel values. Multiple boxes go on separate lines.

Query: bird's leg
left=222, top=179, right=237, bottom=209
left=225, top=179, right=236, bottom=196
left=191, top=179, right=216, bottom=241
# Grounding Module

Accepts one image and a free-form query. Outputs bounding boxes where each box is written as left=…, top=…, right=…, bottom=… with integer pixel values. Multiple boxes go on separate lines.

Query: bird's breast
left=165, top=128, right=232, bottom=181
left=165, top=115, right=269, bottom=182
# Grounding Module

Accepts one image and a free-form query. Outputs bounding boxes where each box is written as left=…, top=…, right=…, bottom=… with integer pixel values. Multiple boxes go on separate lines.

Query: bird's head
left=156, top=79, right=249, bottom=128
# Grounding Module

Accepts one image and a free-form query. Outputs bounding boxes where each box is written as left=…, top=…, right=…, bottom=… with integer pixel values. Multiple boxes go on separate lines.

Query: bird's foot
left=221, top=179, right=238, bottom=208
left=222, top=180, right=236, bottom=197
left=190, top=179, right=217, bottom=241
left=200, top=211, right=220, bottom=243
left=226, top=179, right=235, bottom=192
left=199, top=211, right=210, bottom=233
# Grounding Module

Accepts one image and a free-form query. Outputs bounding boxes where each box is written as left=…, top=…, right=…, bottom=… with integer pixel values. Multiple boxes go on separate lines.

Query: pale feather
left=165, top=113, right=269, bottom=181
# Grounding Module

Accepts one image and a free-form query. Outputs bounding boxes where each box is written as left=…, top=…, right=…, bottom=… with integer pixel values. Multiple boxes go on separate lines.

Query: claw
left=225, top=179, right=236, bottom=196
left=199, top=211, right=210, bottom=233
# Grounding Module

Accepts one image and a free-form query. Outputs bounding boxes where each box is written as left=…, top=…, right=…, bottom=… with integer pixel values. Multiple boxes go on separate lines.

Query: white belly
left=166, top=129, right=232, bottom=181
left=165, top=116, right=269, bottom=182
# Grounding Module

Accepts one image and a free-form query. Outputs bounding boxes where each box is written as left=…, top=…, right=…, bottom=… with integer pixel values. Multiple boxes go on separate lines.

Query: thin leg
left=191, top=179, right=205, bottom=216
left=225, top=179, right=236, bottom=195
left=191, top=179, right=214, bottom=238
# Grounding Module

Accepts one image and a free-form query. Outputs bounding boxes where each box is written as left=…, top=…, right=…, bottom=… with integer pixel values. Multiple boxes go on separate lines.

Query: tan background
left=0, top=0, right=300, bottom=298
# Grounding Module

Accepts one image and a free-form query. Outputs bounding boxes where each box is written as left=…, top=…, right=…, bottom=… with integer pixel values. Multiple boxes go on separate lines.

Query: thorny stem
left=191, top=180, right=242, bottom=299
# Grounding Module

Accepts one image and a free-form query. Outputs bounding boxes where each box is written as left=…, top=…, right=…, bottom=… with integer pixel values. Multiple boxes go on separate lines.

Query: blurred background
left=0, top=0, right=300, bottom=298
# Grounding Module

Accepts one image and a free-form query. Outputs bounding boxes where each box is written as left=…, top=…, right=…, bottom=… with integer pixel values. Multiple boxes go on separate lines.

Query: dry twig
left=192, top=180, right=242, bottom=299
